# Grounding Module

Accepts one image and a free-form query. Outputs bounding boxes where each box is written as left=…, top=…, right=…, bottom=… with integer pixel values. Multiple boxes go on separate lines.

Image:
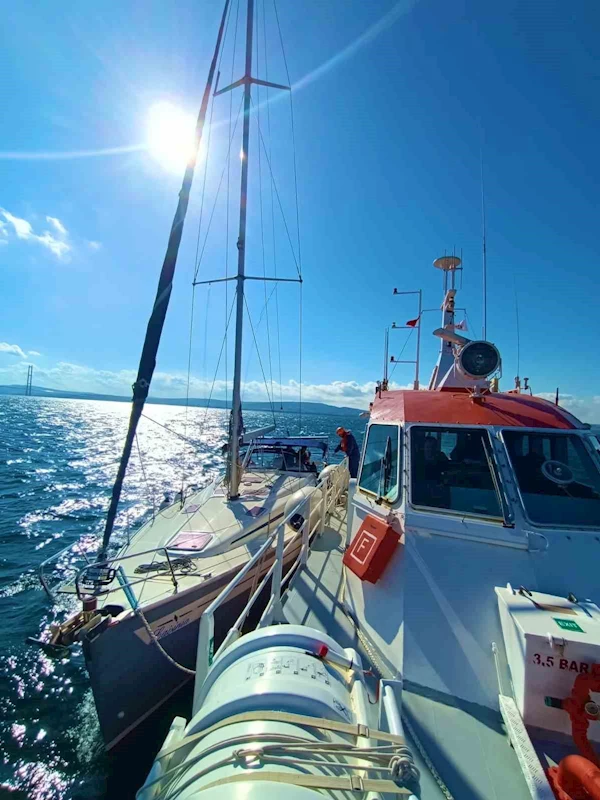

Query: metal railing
left=37, top=477, right=224, bottom=602
left=193, top=460, right=349, bottom=708
left=39, top=539, right=184, bottom=603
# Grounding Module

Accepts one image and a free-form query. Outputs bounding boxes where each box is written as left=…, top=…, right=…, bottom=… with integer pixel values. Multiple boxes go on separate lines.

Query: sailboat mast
left=99, top=0, right=231, bottom=554
left=228, top=0, right=255, bottom=500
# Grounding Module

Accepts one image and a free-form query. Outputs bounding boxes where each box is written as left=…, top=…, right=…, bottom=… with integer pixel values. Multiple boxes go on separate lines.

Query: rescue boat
left=136, top=245, right=600, bottom=800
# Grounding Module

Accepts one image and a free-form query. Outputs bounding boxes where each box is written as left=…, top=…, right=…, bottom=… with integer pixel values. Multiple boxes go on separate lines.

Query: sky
left=1, top=0, right=599, bottom=417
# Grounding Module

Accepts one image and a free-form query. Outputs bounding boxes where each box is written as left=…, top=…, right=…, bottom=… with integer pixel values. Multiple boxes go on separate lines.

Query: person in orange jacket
left=334, top=427, right=360, bottom=478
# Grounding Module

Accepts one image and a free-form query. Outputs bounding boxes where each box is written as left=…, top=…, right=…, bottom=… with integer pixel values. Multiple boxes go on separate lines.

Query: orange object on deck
left=343, top=515, right=399, bottom=583
left=562, top=672, right=600, bottom=768
left=548, top=755, right=600, bottom=800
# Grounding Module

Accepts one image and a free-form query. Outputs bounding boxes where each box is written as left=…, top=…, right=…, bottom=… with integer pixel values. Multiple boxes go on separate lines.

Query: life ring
left=562, top=672, right=600, bottom=768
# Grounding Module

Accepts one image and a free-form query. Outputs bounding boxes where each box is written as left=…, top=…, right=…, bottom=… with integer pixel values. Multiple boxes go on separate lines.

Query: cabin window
left=410, top=427, right=502, bottom=519
left=358, top=424, right=400, bottom=503
left=503, top=431, right=600, bottom=527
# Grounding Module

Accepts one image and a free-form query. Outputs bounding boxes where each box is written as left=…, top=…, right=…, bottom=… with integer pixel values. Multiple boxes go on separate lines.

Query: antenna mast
left=481, top=148, right=487, bottom=340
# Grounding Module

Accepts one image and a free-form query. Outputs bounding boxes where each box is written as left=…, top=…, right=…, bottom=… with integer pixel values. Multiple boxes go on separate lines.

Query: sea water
left=0, top=395, right=362, bottom=799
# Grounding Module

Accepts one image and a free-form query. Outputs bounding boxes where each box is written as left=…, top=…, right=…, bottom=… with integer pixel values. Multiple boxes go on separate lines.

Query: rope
left=133, top=604, right=195, bottom=676
left=134, top=557, right=197, bottom=575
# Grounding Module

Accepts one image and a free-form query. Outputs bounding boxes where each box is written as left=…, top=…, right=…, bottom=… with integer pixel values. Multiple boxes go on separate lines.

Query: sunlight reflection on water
left=0, top=395, right=361, bottom=798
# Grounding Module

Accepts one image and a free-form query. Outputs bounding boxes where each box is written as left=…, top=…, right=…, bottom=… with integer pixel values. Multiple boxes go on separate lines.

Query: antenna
left=383, top=327, right=389, bottom=388
left=514, top=275, right=520, bottom=379
left=481, top=144, right=487, bottom=340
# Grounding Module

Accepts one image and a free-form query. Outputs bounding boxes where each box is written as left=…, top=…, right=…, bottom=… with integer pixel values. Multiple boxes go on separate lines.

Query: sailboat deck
left=69, top=471, right=311, bottom=612
left=281, top=509, right=533, bottom=800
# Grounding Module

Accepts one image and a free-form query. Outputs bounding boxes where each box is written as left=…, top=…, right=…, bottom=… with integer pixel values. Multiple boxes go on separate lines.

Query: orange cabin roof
left=369, top=390, right=584, bottom=429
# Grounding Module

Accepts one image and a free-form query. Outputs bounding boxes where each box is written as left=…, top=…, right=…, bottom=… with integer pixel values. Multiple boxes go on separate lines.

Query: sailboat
left=137, top=251, right=600, bottom=800
left=36, top=0, right=348, bottom=752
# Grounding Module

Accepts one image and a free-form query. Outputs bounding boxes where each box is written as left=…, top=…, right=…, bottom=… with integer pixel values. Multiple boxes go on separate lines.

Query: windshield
left=503, top=431, right=600, bottom=527
left=410, top=427, right=502, bottom=519
left=358, top=424, right=400, bottom=503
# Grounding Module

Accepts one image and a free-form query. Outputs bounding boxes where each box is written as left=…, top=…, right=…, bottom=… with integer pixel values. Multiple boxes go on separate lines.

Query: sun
left=146, top=102, right=199, bottom=174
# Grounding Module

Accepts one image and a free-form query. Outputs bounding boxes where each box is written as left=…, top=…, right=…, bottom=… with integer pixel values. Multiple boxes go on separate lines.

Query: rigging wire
left=255, top=0, right=275, bottom=405
left=254, top=115, right=301, bottom=277
left=135, top=434, right=155, bottom=521
left=225, top=0, right=242, bottom=411
left=388, top=327, right=415, bottom=382
left=241, top=282, right=278, bottom=396
left=182, top=283, right=197, bottom=495
left=193, top=94, right=245, bottom=280
left=273, top=0, right=303, bottom=428
left=243, top=295, right=277, bottom=424
left=199, top=292, right=238, bottom=436
left=183, top=74, right=217, bottom=492
left=261, top=8, right=284, bottom=410
left=141, top=414, right=206, bottom=451
left=202, top=285, right=211, bottom=386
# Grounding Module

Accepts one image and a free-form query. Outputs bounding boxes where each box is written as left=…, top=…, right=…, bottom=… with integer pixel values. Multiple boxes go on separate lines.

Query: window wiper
left=376, top=437, right=393, bottom=503
left=482, top=434, right=514, bottom=527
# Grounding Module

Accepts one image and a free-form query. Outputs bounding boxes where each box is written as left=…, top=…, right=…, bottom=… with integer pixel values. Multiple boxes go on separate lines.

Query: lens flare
left=146, top=102, right=199, bottom=174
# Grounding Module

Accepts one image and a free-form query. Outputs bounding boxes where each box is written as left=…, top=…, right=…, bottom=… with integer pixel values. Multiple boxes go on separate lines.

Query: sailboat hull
left=84, top=535, right=303, bottom=750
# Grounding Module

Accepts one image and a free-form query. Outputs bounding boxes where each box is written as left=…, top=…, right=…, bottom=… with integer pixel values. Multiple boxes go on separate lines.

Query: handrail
left=193, top=461, right=349, bottom=709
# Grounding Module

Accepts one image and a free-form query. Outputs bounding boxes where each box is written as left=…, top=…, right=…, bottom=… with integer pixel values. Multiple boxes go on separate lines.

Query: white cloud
left=0, top=358, right=393, bottom=409
left=0, top=355, right=597, bottom=419
left=0, top=342, right=27, bottom=358
left=537, top=393, right=600, bottom=424
left=0, top=208, right=71, bottom=260
left=28, top=350, right=41, bottom=357
left=87, top=240, right=102, bottom=251
left=46, top=216, right=67, bottom=236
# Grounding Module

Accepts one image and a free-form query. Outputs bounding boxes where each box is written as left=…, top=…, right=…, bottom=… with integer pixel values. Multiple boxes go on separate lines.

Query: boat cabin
left=355, top=389, right=600, bottom=531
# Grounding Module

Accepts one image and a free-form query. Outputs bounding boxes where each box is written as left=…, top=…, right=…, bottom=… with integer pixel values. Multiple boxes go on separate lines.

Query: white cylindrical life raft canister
left=137, top=625, right=374, bottom=799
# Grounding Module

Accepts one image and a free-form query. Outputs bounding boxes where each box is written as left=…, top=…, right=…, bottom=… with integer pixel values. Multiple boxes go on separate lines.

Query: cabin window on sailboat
left=358, top=424, right=401, bottom=504
left=409, top=427, right=502, bottom=520
left=503, top=431, right=600, bottom=528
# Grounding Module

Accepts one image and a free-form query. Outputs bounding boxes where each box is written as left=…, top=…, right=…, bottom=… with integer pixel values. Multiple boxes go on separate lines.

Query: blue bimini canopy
left=253, top=436, right=329, bottom=456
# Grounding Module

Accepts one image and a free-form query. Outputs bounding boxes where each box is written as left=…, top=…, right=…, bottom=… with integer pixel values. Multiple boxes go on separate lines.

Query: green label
left=554, top=618, right=584, bottom=633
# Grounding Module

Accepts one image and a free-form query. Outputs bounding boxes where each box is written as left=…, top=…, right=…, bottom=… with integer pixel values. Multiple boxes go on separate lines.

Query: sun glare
left=146, top=102, right=199, bottom=174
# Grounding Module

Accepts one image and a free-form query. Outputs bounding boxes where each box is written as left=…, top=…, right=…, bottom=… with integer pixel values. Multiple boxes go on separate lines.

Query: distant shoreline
left=0, top=384, right=363, bottom=417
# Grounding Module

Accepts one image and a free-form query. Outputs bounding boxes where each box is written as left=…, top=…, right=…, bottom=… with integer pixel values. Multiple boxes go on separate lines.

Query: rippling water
left=0, top=396, right=362, bottom=799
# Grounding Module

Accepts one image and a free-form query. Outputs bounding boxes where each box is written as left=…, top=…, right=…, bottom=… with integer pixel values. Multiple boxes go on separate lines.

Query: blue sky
left=1, top=0, right=599, bottom=417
